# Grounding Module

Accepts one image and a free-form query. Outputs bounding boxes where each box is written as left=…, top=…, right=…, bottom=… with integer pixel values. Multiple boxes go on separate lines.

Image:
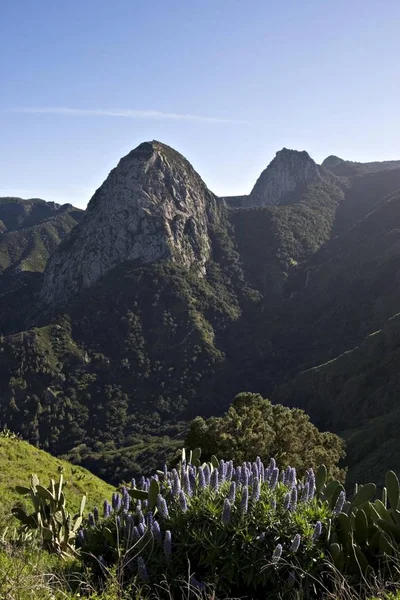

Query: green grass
left=0, top=435, right=115, bottom=528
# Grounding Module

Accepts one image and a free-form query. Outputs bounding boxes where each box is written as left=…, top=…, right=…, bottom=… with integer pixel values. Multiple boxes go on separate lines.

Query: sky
left=1, top=0, right=400, bottom=209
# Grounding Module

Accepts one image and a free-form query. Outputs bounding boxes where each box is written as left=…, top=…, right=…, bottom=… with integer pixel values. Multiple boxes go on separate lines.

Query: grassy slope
left=0, top=436, right=115, bottom=527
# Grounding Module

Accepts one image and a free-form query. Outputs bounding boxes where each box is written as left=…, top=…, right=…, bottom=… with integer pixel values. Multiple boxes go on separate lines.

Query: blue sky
left=1, top=0, right=400, bottom=208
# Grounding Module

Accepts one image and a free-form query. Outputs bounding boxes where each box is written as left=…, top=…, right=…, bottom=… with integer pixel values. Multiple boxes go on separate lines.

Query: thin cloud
left=7, top=107, right=248, bottom=124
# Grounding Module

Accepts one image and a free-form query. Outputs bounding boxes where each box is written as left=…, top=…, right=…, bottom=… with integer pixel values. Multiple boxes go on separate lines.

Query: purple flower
left=137, top=556, right=148, bottom=580
left=179, top=490, right=188, bottom=512
left=228, top=481, right=236, bottom=503
left=136, top=507, right=144, bottom=525
left=290, top=487, right=298, bottom=512
left=88, top=512, right=95, bottom=527
left=103, top=500, right=111, bottom=519
left=313, top=520, right=322, bottom=541
left=283, top=492, right=291, bottom=510
left=122, top=489, right=130, bottom=512
left=226, top=460, right=234, bottom=481
left=252, top=477, right=260, bottom=502
left=164, top=530, right=172, bottom=561
left=290, top=533, right=301, bottom=552
left=131, top=478, right=136, bottom=489
left=210, top=468, right=219, bottom=491
left=163, top=464, right=168, bottom=478
left=78, top=529, right=85, bottom=544
left=270, top=468, right=279, bottom=490
left=157, top=494, right=169, bottom=519
left=240, top=486, right=249, bottom=513
left=152, top=520, right=162, bottom=543
left=252, top=462, right=259, bottom=480
left=132, top=526, right=140, bottom=543
left=272, top=543, right=283, bottom=563
left=139, top=476, right=145, bottom=489
left=138, top=523, right=145, bottom=537
left=171, top=469, right=181, bottom=497
left=93, top=506, right=99, bottom=523
left=333, top=491, right=346, bottom=514
left=241, top=467, right=249, bottom=487
left=279, top=470, right=286, bottom=484
left=183, top=472, right=192, bottom=497
left=218, top=460, right=227, bottom=483
left=287, top=467, right=297, bottom=488
left=147, top=511, right=154, bottom=529
left=188, top=467, right=196, bottom=490
left=222, top=498, right=231, bottom=523
left=112, top=493, right=121, bottom=512
left=203, top=464, right=211, bottom=486
left=235, top=466, right=242, bottom=483
left=198, top=467, right=206, bottom=489
left=301, top=482, right=310, bottom=503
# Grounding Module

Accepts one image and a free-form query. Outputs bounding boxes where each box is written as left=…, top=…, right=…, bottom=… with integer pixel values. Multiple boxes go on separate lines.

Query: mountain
left=3, top=142, right=400, bottom=486
left=322, top=155, right=400, bottom=177
left=41, top=141, right=222, bottom=308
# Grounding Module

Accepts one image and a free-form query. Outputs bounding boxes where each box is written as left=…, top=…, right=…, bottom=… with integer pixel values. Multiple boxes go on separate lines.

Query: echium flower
left=240, top=486, right=249, bottom=513
left=210, top=468, right=219, bottom=491
left=112, top=493, right=121, bottom=512
left=132, top=526, right=140, bottom=543
left=222, top=498, right=231, bottom=523
left=241, top=467, right=249, bottom=487
left=218, top=460, right=227, bottom=483
left=312, top=520, right=322, bottom=541
left=203, top=464, right=211, bottom=486
left=78, top=529, right=85, bottom=544
left=152, top=520, right=162, bottom=543
left=252, top=476, right=260, bottom=502
left=307, top=469, right=316, bottom=501
left=279, top=470, right=286, bottom=484
left=136, top=507, right=144, bottom=525
left=139, top=476, right=145, bottom=490
left=272, top=543, right=283, bottom=563
left=235, top=466, right=242, bottom=484
left=252, top=462, right=259, bottom=481
left=164, top=530, right=172, bottom=561
left=290, top=533, right=301, bottom=553
left=290, top=486, right=298, bottom=512
left=179, top=490, right=188, bottom=512
left=226, top=460, right=234, bottom=481
left=283, top=492, right=291, bottom=510
left=163, top=464, right=168, bottom=479
left=131, top=478, right=136, bottom=489
left=157, top=494, right=169, bottom=519
left=103, top=500, right=111, bottom=518
left=188, top=467, right=196, bottom=491
left=138, top=523, right=145, bottom=537
left=147, top=511, right=154, bottom=529
left=183, top=472, right=192, bottom=497
left=287, top=467, right=297, bottom=488
left=301, top=482, right=310, bottom=503
left=333, top=490, right=346, bottom=514
left=122, top=488, right=130, bottom=512
left=93, top=506, right=99, bottom=523
left=228, top=481, right=236, bottom=503
left=137, top=557, right=148, bottom=581
left=171, top=469, right=181, bottom=497
left=270, top=468, right=279, bottom=490
left=198, top=466, right=206, bottom=489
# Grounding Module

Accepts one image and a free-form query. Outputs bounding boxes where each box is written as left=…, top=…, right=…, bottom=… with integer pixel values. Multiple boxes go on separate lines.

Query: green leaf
left=210, top=455, right=219, bottom=469
left=128, top=489, right=148, bottom=500
left=79, top=494, right=86, bottom=517
left=350, top=482, right=376, bottom=510
left=15, top=485, right=31, bottom=495
left=73, top=516, right=83, bottom=532
left=386, top=471, right=400, bottom=510
left=148, top=479, right=160, bottom=510
left=315, top=464, right=327, bottom=495
left=36, top=485, right=55, bottom=501
left=31, top=474, right=39, bottom=489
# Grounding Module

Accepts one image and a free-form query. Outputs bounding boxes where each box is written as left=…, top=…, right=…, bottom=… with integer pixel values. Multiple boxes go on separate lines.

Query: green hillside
left=0, top=434, right=115, bottom=527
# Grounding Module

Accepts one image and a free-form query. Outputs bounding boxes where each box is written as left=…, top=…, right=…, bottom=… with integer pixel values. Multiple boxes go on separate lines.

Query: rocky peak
left=247, top=148, right=321, bottom=207
left=321, top=155, right=345, bottom=171
left=40, top=140, right=222, bottom=307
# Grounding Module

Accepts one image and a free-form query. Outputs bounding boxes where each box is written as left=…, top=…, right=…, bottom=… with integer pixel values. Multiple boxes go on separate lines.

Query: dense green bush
left=185, top=393, right=346, bottom=480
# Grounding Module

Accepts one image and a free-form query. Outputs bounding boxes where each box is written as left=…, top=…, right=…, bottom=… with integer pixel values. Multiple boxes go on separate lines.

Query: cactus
left=12, top=473, right=86, bottom=556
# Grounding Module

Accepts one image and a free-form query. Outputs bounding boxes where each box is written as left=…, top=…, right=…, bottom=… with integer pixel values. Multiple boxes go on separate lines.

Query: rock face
left=41, top=141, right=222, bottom=307
left=247, top=148, right=321, bottom=207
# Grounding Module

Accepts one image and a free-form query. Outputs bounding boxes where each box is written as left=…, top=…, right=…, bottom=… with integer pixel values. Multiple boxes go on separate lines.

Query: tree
left=185, top=392, right=345, bottom=480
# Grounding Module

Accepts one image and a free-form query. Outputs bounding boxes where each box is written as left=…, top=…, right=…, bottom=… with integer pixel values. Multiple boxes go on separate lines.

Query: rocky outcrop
left=41, top=141, right=222, bottom=307
left=246, top=148, right=321, bottom=207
